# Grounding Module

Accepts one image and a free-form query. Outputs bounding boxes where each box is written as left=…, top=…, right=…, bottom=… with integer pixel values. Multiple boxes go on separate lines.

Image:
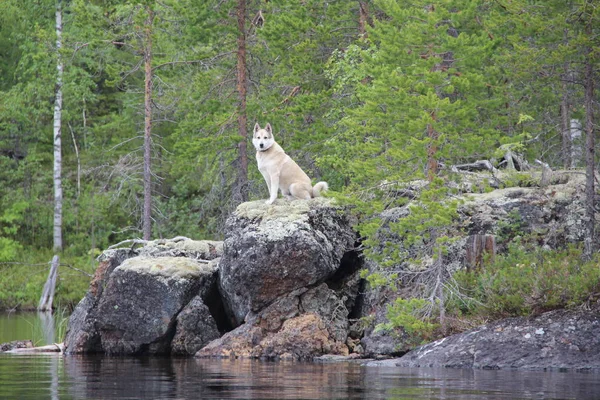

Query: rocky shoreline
left=6, top=172, right=594, bottom=371
left=366, top=304, right=600, bottom=371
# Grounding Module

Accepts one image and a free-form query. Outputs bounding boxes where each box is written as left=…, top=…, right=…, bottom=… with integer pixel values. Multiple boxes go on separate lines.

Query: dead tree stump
left=465, top=235, right=496, bottom=271
left=38, top=255, right=59, bottom=312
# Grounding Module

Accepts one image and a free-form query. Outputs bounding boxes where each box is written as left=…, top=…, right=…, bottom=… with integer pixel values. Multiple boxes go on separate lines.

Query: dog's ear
left=253, top=123, right=261, bottom=134
left=265, top=123, right=272, bottom=135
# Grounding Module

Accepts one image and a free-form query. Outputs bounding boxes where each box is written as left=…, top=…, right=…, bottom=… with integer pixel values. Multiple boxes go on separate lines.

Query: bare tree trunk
left=583, top=38, right=595, bottom=260
left=53, top=0, right=63, bottom=253
left=142, top=6, right=155, bottom=240
left=561, top=30, right=572, bottom=169
left=236, top=0, right=249, bottom=203
left=68, top=124, right=81, bottom=199
left=560, top=86, right=572, bottom=168
left=38, top=255, right=59, bottom=312
left=358, top=1, right=369, bottom=36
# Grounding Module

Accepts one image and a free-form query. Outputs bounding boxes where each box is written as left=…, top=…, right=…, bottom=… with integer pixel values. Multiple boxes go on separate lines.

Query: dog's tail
left=312, top=181, right=329, bottom=197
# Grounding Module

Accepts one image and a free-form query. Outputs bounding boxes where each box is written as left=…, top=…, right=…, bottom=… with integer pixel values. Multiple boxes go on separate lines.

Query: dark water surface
left=1, top=312, right=600, bottom=399
left=1, top=355, right=600, bottom=399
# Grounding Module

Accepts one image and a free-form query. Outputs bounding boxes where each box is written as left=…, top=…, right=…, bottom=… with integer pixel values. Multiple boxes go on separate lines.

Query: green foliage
left=451, top=244, right=600, bottom=318
left=500, top=171, right=537, bottom=188
left=495, top=209, right=526, bottom=243
left=0, top=251, right=96, bottom=310
left=376, top=297, right=438, bottom=347
left=0, top=238, right=22, bottom=263
left=0, top=0, right=598, bottom=312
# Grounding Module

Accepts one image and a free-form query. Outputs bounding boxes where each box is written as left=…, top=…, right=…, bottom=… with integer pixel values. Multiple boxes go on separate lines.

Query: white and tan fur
left=253, top=123, right=328, bottom=205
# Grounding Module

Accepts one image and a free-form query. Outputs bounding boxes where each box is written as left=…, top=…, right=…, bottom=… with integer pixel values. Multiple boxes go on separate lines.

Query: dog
left=252, top=123, right=328, bottom=205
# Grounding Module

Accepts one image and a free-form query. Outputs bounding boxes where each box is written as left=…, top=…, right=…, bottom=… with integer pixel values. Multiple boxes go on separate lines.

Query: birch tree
left=53, top=0, right=64, bottom=252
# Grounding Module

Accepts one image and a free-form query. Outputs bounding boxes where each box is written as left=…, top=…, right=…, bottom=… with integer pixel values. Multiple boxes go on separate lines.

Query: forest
left=0, top=0, right=598, bottom=312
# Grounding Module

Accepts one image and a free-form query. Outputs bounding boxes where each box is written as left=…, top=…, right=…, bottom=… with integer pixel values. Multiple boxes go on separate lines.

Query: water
left=0, top=311, right=65, bottom=346
left=1, top=313, right=600, bottom=399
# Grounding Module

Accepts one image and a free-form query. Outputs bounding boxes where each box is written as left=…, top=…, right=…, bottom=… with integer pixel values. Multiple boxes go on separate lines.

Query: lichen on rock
left=117, top=256, right=211, bottom=281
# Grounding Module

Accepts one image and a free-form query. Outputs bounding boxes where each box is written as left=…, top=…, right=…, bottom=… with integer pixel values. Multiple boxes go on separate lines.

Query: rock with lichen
left=196, top=198, right=363, bottom=360
left=65, top=200, right=363, bottom=360
left=359, top=172, right=594, bottom=357
left=64, top=240, right=223, bottom=355
left=218, top=198, right=358, bottom=327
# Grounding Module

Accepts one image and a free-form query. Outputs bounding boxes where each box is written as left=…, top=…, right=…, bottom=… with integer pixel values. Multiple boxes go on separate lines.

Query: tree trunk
left=53, top=0, right=63, bottom=252
left=465, top=234, right=496, bottom=271
left=560, top=82, right=572, bottom=169
left=583, top=37, right=595, bottom=260
left=236, top=0, right=249, bottom=203
left=560, top=30, right=572, bottom=169
left=38, top=255, right=59, bottom=312
left=358, top=1, right=369, bottom=36
left=142, top=6, right=155, bottom=240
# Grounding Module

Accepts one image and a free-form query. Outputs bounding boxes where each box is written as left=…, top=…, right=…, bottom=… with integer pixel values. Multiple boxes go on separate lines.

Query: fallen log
left=452, top=160, right=496, bottom=172
left=5, top=343, right=64, bottom=354
left=0, top=340, right=33, bottom=352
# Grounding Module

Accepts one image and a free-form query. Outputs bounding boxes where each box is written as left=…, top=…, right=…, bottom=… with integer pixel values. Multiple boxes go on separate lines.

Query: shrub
left=450, top=243, right=600, bottom=318
left=376, top=297, right=438, bottom=348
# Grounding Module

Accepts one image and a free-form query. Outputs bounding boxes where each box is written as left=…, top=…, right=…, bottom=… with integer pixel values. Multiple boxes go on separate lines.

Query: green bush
left=376, top=297, right=438, bottom=348
left=450, top=243, right=600, bottom=318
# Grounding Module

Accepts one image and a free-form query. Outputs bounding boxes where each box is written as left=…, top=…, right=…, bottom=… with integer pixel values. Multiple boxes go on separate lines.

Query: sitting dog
left=252, top=123, right=328, bottom=205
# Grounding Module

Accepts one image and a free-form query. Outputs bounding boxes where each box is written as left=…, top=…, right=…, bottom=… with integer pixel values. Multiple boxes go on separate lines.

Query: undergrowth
left=449, top=242, right=600, bottom=318
left=0, top=249, right=96, bottom=311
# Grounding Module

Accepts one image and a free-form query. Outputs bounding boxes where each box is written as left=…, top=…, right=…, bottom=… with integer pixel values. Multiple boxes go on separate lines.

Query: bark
left=358, top=2, right=369, bottom=36
left=236, top=0, right=249, bottom=202
left=465, top=234, right=496, bottom=271
left=560, top=30, right=572, bottom=169
left=143, top=6, right=155, bottom=240
left=53, top=0, right=63, bottom=252
left=38, top=255, right=59, bottom=312
left=583, top=37, right=595, bottom=260
left=69, top=124, right=81, bottom=199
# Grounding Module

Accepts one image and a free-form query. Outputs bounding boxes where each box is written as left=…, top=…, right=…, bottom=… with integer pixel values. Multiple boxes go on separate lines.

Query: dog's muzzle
left=257, top=143, right=270, bottom=152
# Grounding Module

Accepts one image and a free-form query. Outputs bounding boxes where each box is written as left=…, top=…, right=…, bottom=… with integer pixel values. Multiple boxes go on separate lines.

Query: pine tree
left=325, top=0, right=507, bottom=189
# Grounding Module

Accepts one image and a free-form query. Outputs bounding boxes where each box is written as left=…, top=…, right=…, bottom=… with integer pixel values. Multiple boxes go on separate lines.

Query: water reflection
left=3, top=312, right=599, bottom=399
left=0, top=355, right=599, bottom=399
left=59, top=356, right=600, bottom=399
left=37, top=312, right=55, bottom=345
left=0, top=311, right=61, bottom=346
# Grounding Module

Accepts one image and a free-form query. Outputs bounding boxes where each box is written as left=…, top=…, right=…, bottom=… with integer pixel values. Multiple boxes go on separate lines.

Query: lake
left=1, top=312, right=600, bottom=399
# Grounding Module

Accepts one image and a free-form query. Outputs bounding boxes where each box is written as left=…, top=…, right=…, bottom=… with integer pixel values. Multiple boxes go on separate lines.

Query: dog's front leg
left=266, top=173, right=280, bottom=205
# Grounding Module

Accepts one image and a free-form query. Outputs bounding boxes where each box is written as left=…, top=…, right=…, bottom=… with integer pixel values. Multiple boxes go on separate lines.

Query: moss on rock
left=117, top=256, right=215, bottom=280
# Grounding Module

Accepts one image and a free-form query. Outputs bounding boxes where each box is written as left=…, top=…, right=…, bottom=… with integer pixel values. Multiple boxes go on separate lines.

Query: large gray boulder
left=367, top=304, right=600, bottom=371
left=218, top=198, right=357, bottom=327
left=64, top=238, right=222, bottom=355
left=93, top=256, right=214, bottom=355
left=64, top=202, right=364, bottom=360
